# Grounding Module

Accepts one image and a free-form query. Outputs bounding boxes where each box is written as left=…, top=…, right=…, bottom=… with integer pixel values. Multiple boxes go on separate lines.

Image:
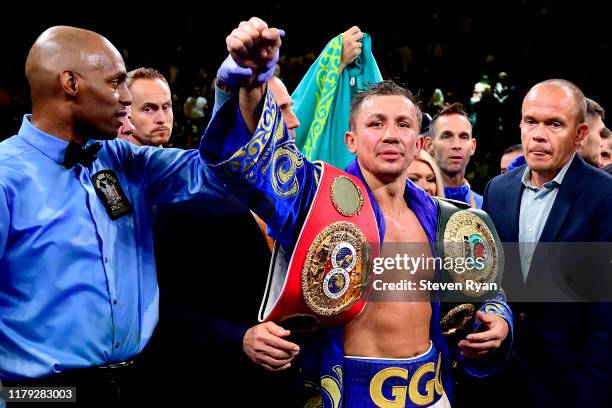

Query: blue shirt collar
left=17, top=114, right=69, bottom=165
left=521, top=152, right=575, bottom=190
left=17, top=114, right=101, bottom=166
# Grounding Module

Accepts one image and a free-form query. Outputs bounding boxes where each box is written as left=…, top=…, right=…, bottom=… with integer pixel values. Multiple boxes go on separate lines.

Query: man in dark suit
left=149, top=194, right=302, bottom=406
left=483, top=79, right=612, bottom=407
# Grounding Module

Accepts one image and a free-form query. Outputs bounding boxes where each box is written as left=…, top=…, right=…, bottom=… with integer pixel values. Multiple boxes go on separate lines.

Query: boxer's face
left=345, top=94, right=422, bottom=183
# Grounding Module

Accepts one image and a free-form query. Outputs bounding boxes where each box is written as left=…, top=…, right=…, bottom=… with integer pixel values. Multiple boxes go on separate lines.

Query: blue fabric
left=443, top=183, right=483, bottom=209
left=507, top=155, right=526, bottom=173
left=0, top=115, right=225, bottom=380
left=293, top=33, right=383, bottom=170
left=212, top=83, right=232, bottom=118
left=343, top=344, right=443, bottom=408
left=201, top=92, right=320, bottom=252
left=200, top=93, right=513, bottom=407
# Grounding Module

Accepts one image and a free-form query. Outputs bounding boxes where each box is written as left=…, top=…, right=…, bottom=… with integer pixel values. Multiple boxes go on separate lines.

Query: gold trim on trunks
left=302, top=221, right=370, bottom=316
left=330, top=176, right=364, bottom=217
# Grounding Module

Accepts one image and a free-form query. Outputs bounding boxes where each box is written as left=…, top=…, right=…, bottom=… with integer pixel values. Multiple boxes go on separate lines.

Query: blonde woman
left=407, top=150, right=446, bottom=197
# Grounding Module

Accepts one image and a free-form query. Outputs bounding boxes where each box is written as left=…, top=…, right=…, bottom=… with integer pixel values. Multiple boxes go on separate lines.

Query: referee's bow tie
left=63, top=141, right=102, bottom=169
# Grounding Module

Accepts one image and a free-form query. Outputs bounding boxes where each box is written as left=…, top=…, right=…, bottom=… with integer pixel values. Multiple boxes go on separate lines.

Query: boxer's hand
left=339, top=26, right=363, bottom=71
left=225, top=17, right=284, bottom=87
left=243, top=321, right=300, bottom=371
left=458, top=311, right=509, bottom=358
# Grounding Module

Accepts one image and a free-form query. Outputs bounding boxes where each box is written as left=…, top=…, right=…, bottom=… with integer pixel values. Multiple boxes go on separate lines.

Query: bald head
left=25, top=26, right=131, bottom=141
left=520, top=79, right=589, bottom=186
left=26, top=26, right=123, bottom=99
left=524, top=79, right=587, bottom=123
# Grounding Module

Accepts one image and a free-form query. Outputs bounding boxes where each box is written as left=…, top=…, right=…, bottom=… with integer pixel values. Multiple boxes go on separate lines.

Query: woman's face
left=407, top=159, right=437, bottom=196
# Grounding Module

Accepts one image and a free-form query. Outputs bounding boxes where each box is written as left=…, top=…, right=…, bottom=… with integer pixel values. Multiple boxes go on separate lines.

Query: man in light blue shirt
left=518, top=153, right=574, bottom=281
left=483, top=79, right=612, bottom=406
left=0, top=26, right=224, bottom=400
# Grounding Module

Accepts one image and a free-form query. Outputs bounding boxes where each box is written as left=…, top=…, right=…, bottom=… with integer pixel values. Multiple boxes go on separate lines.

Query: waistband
left=2, top=359, right=136, bottom=387
left=343, top=342, right=444, bottom=407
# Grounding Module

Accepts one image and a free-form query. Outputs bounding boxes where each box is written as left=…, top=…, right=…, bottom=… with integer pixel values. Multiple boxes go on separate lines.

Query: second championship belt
left=433, top=197, right=505, bottom=341
left=258, top=162, right=380, bottom=331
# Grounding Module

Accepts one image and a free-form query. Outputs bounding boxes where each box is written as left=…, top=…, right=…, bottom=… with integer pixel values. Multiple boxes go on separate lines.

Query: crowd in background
left=1, top=3, right=609, bottom=190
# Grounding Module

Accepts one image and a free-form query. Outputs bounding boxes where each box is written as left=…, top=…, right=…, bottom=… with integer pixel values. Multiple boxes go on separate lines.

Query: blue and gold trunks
left=343, top=342, right=447, bottom=407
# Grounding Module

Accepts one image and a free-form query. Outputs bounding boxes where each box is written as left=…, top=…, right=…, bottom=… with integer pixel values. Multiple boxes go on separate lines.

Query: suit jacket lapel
left=507, top=169, right=524, bottom=242
left=501, top=168, right=525, bottom=293
left=538, top=155, right=581, bottom=243
left=526, top=156, right=581, bottom=288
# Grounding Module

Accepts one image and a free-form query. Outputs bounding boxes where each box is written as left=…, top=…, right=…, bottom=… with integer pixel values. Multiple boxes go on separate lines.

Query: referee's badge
left=92, top=170, right=132, bottom=220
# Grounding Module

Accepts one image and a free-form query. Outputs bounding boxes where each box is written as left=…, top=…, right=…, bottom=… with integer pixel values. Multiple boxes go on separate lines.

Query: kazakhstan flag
left=293, top=33, right=383, bottom=169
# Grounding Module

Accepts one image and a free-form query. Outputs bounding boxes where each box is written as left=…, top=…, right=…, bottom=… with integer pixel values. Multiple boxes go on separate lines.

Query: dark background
left=1, top=1, right=609, bottom=187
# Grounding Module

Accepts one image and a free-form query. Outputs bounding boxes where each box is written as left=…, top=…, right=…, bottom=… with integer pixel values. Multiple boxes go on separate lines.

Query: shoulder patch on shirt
left=92, top=170, right=132, bottom=220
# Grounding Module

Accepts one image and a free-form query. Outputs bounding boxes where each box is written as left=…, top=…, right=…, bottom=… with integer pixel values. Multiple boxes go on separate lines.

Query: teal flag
left=293, top=33, right=383, bottom=169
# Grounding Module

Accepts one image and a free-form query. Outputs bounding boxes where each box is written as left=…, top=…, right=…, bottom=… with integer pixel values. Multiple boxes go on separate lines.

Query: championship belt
left=432, top=197, right=504, bottom=341
left=258, top=162, right=380, bottom=331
